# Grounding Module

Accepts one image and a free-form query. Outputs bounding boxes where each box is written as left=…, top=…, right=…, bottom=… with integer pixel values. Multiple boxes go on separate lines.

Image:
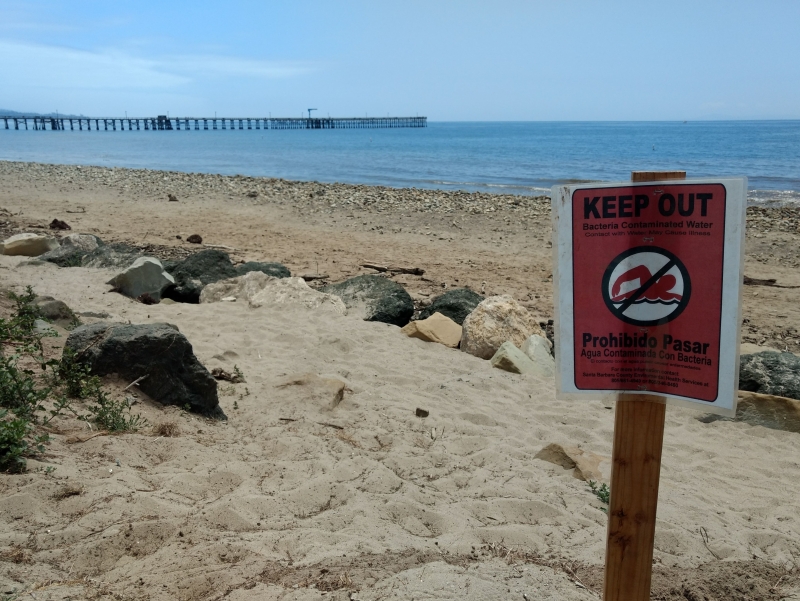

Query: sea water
left=1, top=120, right=798, bottom=205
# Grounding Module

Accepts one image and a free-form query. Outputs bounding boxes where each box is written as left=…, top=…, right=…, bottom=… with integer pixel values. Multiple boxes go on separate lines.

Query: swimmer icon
left=601, top=246, right=691, bottom=326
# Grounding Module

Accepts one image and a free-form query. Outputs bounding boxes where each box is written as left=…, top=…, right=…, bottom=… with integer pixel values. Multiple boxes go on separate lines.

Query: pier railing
left=1, top=115, right=427, bottom=131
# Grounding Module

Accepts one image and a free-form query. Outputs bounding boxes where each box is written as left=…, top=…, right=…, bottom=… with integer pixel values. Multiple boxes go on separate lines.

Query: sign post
left=551, top=171, right=747, bottom=601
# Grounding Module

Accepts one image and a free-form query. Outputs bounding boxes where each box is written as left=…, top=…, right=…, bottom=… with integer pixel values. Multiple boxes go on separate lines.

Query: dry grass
left=153, top=421, right=180, bottom=437
left=52, top=484, right=83, bottom=501
left=0, top=545, right=32, bottom=564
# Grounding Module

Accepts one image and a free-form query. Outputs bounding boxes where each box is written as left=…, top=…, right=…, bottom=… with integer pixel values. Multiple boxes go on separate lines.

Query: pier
left=1, top=115, right=427, bottom=131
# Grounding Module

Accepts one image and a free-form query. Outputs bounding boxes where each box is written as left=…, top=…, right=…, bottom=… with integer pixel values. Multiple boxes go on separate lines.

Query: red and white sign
left=552, top=178, right=746, bottom=415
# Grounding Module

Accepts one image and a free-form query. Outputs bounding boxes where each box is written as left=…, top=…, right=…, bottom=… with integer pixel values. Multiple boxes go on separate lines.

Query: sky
left=1, top=0, right=799, bottom=121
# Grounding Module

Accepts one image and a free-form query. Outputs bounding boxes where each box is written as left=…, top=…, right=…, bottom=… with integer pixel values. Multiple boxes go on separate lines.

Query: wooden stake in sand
left=602, top=172, right=683, bottom=601
left=551, top=171, right=747, bottom=601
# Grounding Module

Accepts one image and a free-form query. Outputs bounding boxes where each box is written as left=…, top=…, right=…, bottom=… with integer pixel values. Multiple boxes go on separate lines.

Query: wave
left=613, top=299, right=681, bottom=306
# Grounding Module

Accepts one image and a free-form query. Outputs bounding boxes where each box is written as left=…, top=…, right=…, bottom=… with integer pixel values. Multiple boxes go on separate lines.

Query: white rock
left=490, top=341, right=539, bottom=375
left=1, top=233, right=60, bottom=256
left=200, top=272, right=347, bottom=315
left=521, top=334, right=555, bottom=378
left=106, top=257, right=175, bottom=301
left=460, top=295, right=545, bottom=359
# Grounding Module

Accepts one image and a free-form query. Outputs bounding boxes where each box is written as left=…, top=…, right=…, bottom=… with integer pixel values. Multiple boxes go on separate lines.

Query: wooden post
left=603, top=170, right=685, bottom=601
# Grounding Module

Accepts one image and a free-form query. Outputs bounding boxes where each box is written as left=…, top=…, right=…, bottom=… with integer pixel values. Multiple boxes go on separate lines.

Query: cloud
left=0, top=40, right=312, bottom=92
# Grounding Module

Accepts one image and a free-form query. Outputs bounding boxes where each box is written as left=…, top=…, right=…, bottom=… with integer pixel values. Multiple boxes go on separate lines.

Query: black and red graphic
left=601, top=247, right=691, bottom=327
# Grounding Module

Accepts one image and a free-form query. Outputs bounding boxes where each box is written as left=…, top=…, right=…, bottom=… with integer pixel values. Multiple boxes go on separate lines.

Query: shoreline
left=1, top=159, right=798, bottom=206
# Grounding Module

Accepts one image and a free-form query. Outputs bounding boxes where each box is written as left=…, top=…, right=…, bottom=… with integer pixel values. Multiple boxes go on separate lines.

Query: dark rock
left=40, top=233, right=103, bottom=267
left=187, top=234, right=202, bottom=244
left=418, top=288, right=484, bottom=325
left=163, top=249, right=236, bottom=303
left=322, top=275, right=413, bottom=326
left=235, top=261, right=291, bottom=279
left=33, top=296, right=79, bottom=329
left=81, top=242, right=142, bottom=269
left=415, top=408, right=429, bottom=418
left=64, top=322, right=224, bottom=419
left=168, top=194, right=178, bottom=202
left=49, top=219, right=71, bottom=230
left=739, top=351, right=800, bottom=400
left=246, top=191, right=259, bottom=198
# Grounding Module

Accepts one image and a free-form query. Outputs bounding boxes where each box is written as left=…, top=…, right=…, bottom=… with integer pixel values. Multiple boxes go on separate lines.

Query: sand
left=1, top=162, right=799, bottom=600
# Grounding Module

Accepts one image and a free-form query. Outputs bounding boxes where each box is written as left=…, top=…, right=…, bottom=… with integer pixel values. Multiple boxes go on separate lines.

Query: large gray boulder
left=322, top=275, right=413, bottom=326
left=739, top=351, right=800, bottom=400
left=164, top=249, right=236, bottom=303
left=418, top=288, right=484, bottom=325
left=235, top=261, right=291, bottom=279
left=82, top=242, right=142, bottom=268
left=40, top=233, right=102, bottom=267
left=107, top=257, right=175, bottom=301
left=64, top=322, right=224, bottom=419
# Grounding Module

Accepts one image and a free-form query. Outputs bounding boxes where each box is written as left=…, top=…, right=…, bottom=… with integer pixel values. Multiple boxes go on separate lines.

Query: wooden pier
left=1, top=115, right=427, bottom=131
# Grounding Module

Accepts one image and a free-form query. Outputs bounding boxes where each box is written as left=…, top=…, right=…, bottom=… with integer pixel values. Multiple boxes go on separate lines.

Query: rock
left=534, top=443, right=610, bottom=482
left=81, top=242, right=142, bottom=268
left=164, top=249, right=237, bottom=303
left=33, top=296, right=79, bottom=329
left=699, top=391, right=800, bottom=434
left=187, top=234, right=202, bottom=244
left=322, top=275, right=413, bottom=326
left=1, top=233, right=60, bottom=257
left=200, top=271, right=347, bottom=314
left=521, top=334, right=555, bottom=378
left=168, top=194, right=178, bottom=202
left=490, top=341, right=539, bottom=375
left=418, top=288, right=484, bottom=325
left=460, top=295, right=545, bottom=359
left=276, top=373, right=347, bottom=410
left=39, top=233, right=102, bottom=267
left=415, top=408, right=430, bottom=418
left=106, top=257, right=175, bottom=301
left=235, top=261, right=291, bottom=279
left=64, top=322, right=224, bottom=418
left=33, top=319, right=58, bottom=336
left=401, top=312, right=462, bottom=348
left=739, top=351, right=800, bottom=400
left=49, top=219, right=71, bottom=230
left=246, top=190, right=259, bottom=198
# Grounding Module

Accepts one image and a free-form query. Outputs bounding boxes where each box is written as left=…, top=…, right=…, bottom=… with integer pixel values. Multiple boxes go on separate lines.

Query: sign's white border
left=551, top=178, right=747, bottom=417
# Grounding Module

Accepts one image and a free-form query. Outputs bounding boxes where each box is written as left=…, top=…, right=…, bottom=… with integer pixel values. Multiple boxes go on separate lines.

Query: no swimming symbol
left=601, top=247, right=691, bottom=326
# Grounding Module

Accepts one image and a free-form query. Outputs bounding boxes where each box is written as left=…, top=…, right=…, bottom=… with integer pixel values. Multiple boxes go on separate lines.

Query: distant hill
left=0, top=109, right=85, bottom=118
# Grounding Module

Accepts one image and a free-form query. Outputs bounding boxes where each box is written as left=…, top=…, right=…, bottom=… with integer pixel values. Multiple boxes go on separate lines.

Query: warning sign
left=552, top=178, right=746, bottom=415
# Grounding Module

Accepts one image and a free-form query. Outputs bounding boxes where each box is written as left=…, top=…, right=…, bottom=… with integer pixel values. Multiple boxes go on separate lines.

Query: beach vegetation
left=588, top=480, right=610, bottom=511
left=0, top=287, right=145, bottom=472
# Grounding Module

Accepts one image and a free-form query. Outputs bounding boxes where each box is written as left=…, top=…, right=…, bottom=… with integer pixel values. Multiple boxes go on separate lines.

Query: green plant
left=86, top=391, right=146, bottom=432
left=233, top=364, right=245, bottom=383
left=588, top=480, right=610, bottom=511
left=0, top=409, right=47, bottom=473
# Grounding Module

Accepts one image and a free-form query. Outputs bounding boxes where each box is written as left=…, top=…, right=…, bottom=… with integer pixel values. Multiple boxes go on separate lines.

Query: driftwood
left=66, top=431, right=110, bottom=444
left=743, top=275, right=800, bottom=289
left=360, top=262, right=425, bottom=276
left=202, top=243, right=236, bottom=251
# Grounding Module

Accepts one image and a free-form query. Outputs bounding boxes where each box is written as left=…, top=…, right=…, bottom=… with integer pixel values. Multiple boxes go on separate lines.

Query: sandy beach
left=1, top=161, right=799, bottom=600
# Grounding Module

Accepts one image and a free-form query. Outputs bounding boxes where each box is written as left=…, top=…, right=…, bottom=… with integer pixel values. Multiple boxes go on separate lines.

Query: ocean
left=1, top=120, right=798, bottom=205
